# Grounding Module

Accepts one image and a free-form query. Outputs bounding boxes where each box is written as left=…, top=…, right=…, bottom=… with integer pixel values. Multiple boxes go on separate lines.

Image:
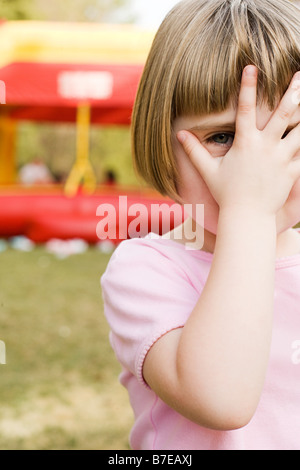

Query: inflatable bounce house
left=0, top=21, right=183, bottom=245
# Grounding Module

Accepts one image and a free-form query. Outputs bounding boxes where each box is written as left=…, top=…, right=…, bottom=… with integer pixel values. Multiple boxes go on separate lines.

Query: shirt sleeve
left=101, top=238, right=200, bottom=387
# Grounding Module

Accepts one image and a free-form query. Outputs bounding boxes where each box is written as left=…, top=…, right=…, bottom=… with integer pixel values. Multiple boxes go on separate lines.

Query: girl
left=101, top=0, right=300, bottom=450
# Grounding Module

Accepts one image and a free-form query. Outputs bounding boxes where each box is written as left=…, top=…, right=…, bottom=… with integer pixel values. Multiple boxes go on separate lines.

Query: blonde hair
left=131, top=0, right=300, bottom=201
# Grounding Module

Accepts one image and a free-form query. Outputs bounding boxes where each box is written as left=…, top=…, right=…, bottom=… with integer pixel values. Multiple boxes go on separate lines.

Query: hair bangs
left=172, top=0, right=300, bottom=120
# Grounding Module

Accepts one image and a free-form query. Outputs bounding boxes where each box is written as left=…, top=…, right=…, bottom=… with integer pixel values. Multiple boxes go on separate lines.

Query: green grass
left=0, top=246, right=134, bottom=450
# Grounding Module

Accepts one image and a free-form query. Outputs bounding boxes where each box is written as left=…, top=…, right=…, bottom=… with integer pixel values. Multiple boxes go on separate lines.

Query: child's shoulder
left=101, top=235, right=189, bottom=296
left=109, top=233, right=212, bottom=264
left=102, top=234, right=213, bottom=288
left=107, top=234, right=183, bottom=267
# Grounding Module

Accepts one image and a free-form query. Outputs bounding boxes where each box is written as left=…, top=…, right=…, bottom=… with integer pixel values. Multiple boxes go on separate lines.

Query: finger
left=266, top=72, right=300, bottom=139
left=284, top=122, right=300, bottom=158
left=177, top=131, right=217, bottom=177
left=289, top=157, right=300, bottom=183
left=235, top=66, right=258, bottom=135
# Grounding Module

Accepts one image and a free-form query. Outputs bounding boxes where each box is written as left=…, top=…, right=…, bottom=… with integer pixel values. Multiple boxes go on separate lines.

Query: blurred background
left=0, top=0, right=179, bottom=190
left=0, top=0, right=179, bottom=450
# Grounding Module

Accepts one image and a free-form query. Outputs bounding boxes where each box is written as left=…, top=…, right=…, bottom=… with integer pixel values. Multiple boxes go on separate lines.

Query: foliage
left=0, top=0, right=35, bottom=20
left=0, top=0, right=134, bottom=22
left=33, top=0, right=135, bottom=23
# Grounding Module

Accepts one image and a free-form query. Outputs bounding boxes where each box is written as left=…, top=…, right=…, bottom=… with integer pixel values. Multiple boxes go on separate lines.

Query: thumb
left=177, top=130, right=217, bottom=179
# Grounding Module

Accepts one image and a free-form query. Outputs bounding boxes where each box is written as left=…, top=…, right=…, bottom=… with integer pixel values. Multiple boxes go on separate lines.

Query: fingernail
left=245, top=65, right=257, bottom=77
left=177, top=131, right=187, bottom=144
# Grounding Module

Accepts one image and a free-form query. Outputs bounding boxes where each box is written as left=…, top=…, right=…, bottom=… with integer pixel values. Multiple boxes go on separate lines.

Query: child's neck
left=275, top=228, right=300, bottom=259
left=167, top=218, right=300, bottom=259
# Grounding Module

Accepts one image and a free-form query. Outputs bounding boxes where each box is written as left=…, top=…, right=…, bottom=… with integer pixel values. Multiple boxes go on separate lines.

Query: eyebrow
left=189, top=122, right=297, bottom=133
left=189, top=122, right=236, bottom=133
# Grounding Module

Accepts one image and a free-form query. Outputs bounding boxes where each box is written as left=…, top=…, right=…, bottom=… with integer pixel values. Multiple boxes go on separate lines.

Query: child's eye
left=200, top=132, right=235, bottom=158
left=207, top=133, right=234, bottom=146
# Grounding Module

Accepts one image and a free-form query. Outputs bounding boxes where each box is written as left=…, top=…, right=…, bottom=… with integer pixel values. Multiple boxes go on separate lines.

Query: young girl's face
left=173, top=104, right=300, bottom=236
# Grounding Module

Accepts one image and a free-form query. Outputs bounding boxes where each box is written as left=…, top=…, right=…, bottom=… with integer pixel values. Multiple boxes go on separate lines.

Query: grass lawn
left=0, top=245, right=134, bottom=450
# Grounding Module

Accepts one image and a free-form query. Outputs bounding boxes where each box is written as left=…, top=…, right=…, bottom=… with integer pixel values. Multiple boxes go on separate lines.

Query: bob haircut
left=131, top=0, right=300, bottom=202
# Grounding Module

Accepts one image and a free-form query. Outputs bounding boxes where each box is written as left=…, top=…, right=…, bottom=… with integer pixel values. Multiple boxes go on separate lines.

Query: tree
left=32, top=0, right=134, bottom=23
left=0, top=0, right=35, bottom=20
left=0, top=0, right=134, bottom=22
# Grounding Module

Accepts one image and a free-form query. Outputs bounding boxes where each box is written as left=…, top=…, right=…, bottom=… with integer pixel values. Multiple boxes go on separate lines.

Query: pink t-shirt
left=101, top=234, right=300, bottom=450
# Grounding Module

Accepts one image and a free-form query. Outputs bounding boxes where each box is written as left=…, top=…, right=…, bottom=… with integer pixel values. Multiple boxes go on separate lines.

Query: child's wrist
left=216, top=205, right=277, bottom=257
left=218, top=204, right=277, bottom=225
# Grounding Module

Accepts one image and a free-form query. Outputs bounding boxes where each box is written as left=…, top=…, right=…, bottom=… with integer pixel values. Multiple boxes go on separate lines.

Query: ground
left=0, top=245, right=134, bottom=450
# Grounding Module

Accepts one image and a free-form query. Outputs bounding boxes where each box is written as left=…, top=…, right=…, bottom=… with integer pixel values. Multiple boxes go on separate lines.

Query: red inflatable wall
left=0, top=189, right=184, bottom=244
